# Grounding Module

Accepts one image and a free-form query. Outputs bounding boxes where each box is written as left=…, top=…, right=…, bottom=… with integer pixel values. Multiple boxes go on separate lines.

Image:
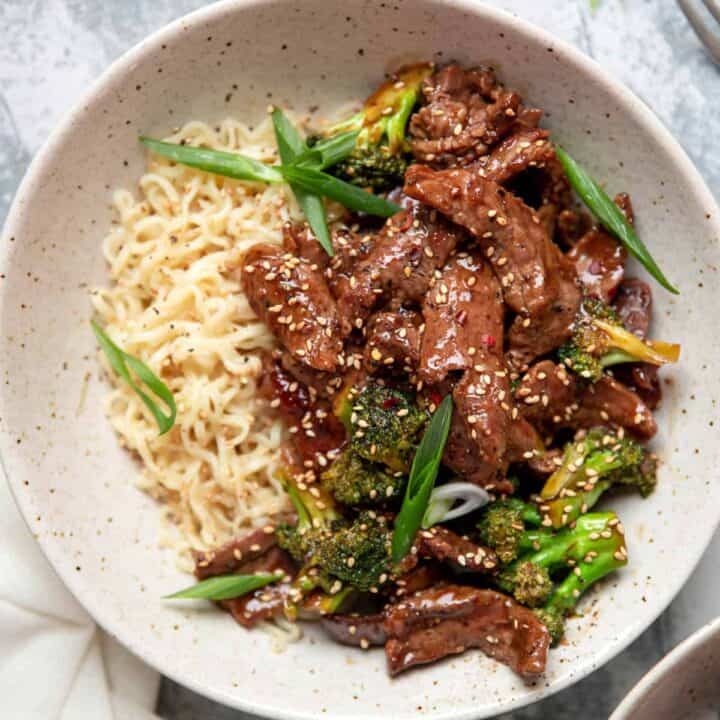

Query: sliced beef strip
left=573, top=375, right=657, bottom=440
left=442, top=363, right=514, bottom=494
left=241, top=243, right=343, bottom=372
left=506, top=416, right=544, bottom=464
left=409, top=65, right=533, bottom=167
left=478, top=127, right=571, bottom=216
left=476, top=127, right=555, bottom=185
left=567, top=229, right=627, bottom=303
left=363, top=308, right=423, bottom=374
left=612, top=278, right=661, bottom=409
left=383, top=584, right=550, bottom=677
left=282, top=222, right=330, bottom=271
left=613, top=362, right=661, bottom=410
left=325, top=227, right=375, bottom=302
left=221, top=580, right=293, bottom=629
left=515, top=359, right=656, bottom=439
left=415, top=526, right=498, bottom=573
left=419, top=250, right=504, bottom=385
left=515, top=360, right=579, bottom=435
left=321, top=613, right=387, bottom=647
left=566, top=191, right=637, bottom=302
left=555, top=208, right=591, bottom=248
left=614, top=192, right=635, bottom=225
left=333, top=203, right=465, bottom=335
left=404, top=164, right=580, bottom=368
left=393, top=563, right=446, bottom=597
left=614, top=278, right=652, bottom=337
left=193, top=526, right=279, bottom=580
left=199, top=535, right=297, bottom=629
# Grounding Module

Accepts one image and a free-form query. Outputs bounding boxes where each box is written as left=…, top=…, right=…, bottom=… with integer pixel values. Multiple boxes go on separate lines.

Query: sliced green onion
left=281, top=164, right=401, bottom=218
left=391, top=395, right=454, bottom=563
left=271, top=108, right=333, bottom=256
left=294, top=130, right=360, bottom=169
left=556, top=147, right=678, bottom=294
left=91, top=320, right=176, bottom=435
left=422, top=482, right=490, bottom=529
left=164, top=572, right=279, bottom=600
left=140, top=137, right=283, bottom=184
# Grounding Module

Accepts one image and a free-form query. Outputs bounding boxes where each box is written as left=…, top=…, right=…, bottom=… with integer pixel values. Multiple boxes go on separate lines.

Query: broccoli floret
left=496, top=512, right=629, bottom=643
left=276, top=472, right=391, bottom=595
left=275, top=479, right=343, bottom=564
left=316, top=63, right=433, bottom=191
left=341, top=382, right=426, bottom=473
left=558, top=298, right=680, bottom=382
left=321, top=448, right=406, bottom=507
left=539, top=428, right=657, bottom=528
left=313, top=511, right=392, bottom=592
left=476, top=498, right=544, bottom=565
left=505, top=561, right=554, bottom=607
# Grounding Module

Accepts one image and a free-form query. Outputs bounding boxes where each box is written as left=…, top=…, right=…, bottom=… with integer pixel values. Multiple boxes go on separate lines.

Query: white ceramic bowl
left=610, top=618, right=720, bottom=720
left=2, top=1, right=719, bottom=718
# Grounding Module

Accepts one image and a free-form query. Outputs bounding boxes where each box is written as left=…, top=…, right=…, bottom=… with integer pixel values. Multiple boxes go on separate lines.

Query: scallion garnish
left=139, top=137, right=283, bottom=184
left=271, top=108, right=333, bottom=256
left=422, top=481, right=490, bottom=529
left=294, top=130, right=360, bottom=170
left=164, top=572, right=280, bottom=600
left=391, top=395, right=454, bottom=564
left=91, top=320, right=176, bottom=435
left=556, top=146, right=678, bottom=294
left=140, top=121, right=398, bottom=255
left=280, top=164, right=401, bottom=217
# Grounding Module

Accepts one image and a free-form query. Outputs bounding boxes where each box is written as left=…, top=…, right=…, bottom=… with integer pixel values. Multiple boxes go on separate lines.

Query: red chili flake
left=395, top=211, right=413, bottom=233
left=427, top=390, right=443, bottom=407
left=481, top=334, right=496, bottom=348
left=383, top=397, right=400, bottom=409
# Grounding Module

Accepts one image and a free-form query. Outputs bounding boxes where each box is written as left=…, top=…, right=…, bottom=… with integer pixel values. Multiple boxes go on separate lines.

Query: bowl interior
left=2, top=1, right=719, bottom=718
left=611, top=619, right=720, bottom=720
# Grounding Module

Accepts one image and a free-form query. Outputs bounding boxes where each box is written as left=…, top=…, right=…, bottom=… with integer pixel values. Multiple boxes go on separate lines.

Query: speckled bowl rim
left=609, top=617, right=720, bottom=719
left=2, top=0, right=719, bottom=718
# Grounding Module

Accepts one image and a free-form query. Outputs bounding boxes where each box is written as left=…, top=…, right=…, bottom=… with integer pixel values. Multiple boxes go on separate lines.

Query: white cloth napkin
left=0, top=476, right=161, bottom=720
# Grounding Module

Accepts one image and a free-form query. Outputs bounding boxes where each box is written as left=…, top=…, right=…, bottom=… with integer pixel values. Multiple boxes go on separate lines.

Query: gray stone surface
left=0, top=1, right=717, bottom=718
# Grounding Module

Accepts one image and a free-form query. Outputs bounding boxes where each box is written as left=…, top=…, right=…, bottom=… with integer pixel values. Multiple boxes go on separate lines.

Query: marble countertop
left=1, top=1, right=717, bottom=718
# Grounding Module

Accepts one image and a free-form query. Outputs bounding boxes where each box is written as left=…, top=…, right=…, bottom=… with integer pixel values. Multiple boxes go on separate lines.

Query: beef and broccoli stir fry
left=162, top=62, right=680, bottom=679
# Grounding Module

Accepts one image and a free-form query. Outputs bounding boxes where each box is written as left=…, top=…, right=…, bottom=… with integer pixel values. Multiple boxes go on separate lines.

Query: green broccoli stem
left=599, top=348, right=640, bottom=368
left=519, top=503, right=543, bottom=527
left=280, top=469, right=340, bottom=529
left=385, top=89, right=419, bottom=151
left=540, top=434, right=609, bottom=499
left=544, top=479, right=610, bottom=528
left=326, top=111, right=364, bottom=137
left=540, top=428, right=656, bottom=528
left=498, top=513, right=625, bottom=605
left=531, top=513, right=621, bottom=568
left=545, top=548, right=626, bottom=617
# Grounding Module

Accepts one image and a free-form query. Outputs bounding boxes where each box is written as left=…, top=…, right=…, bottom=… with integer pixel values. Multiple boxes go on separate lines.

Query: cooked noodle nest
left=93, top=115, right=314, bottom=574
